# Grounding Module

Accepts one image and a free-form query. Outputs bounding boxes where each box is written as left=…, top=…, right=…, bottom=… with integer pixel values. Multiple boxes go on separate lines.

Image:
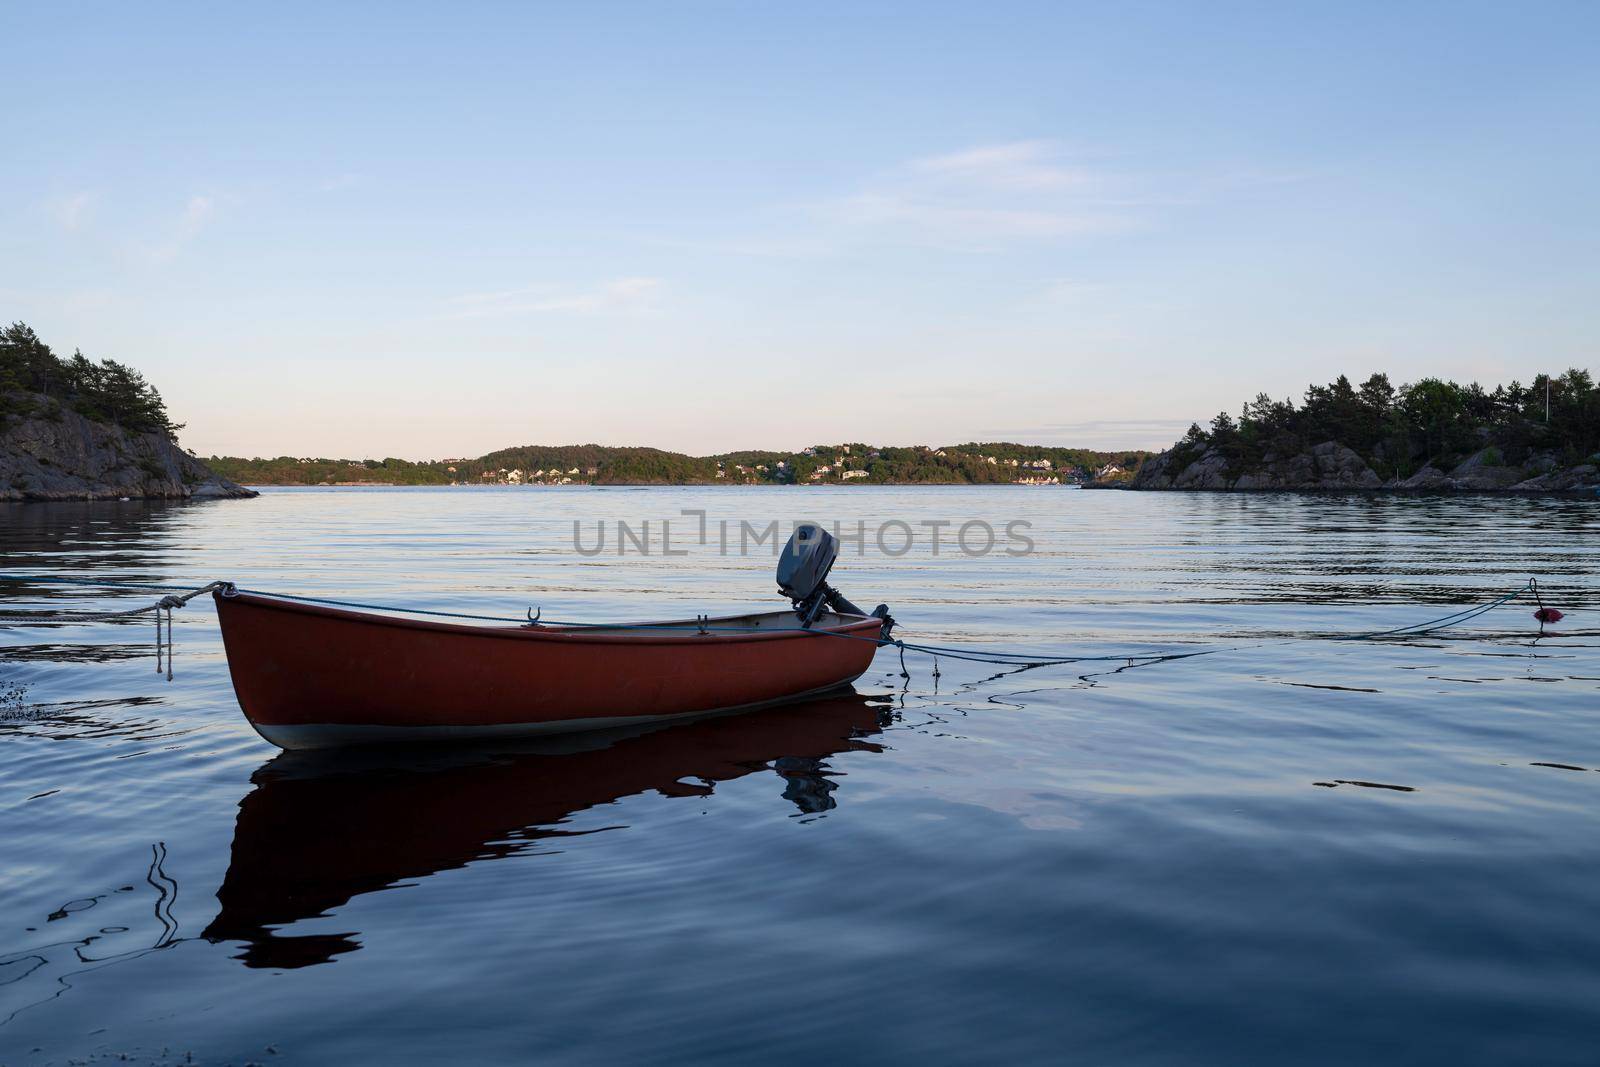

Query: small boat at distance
left=216, top=525, right=894, bottom=750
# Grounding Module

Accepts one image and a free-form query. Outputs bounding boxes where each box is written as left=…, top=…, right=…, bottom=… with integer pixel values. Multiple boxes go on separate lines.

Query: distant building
left=842, top=469, right=868, bottom=480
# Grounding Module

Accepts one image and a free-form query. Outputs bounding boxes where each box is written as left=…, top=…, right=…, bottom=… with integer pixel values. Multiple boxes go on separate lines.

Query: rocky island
left=1, top=323, right=254, bottom=502
left=1102, top=371, right=1600, bottom=493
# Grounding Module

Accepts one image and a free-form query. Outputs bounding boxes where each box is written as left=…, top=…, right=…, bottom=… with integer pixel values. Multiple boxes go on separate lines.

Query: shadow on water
left=202, top=693, right=893, bottom=969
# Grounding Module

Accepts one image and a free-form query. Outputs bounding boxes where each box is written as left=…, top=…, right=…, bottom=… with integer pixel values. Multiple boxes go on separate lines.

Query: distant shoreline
left=207, top=441, right=1148, bottom=489
left=1082, top=482, right=1600, bottom=496
left=238, top=481, right=1090, bottom=489
left=232, top=481, right=1598, bottom=495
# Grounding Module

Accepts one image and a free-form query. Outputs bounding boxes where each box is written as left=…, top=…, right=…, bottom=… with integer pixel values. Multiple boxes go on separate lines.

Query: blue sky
left=5, top=2, right=1596, bottom=458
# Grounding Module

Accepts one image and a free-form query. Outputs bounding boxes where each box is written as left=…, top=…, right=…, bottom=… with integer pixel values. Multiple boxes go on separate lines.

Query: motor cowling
left=777, top=524, right=894, bottom=640
left=777, top=524, right=838, bottom=604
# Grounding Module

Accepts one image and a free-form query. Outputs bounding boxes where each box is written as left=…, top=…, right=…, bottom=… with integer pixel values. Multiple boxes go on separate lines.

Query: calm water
left=2, top=487, right=1598, bottom=1065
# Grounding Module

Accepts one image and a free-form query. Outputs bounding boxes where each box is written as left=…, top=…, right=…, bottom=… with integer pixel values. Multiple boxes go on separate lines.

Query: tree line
left=0, top=322, right=181, bottom=436
left=212, top=441, right=1155, bottom=486
left=1172, top=370, right=1600, bottom=477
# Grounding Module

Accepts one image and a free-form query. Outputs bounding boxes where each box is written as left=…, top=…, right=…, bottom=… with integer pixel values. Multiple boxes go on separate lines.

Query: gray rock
left=1399, top=465, right=1451, bottom=490
left=190, top=478, right=246, bottom=498
left=1281, top=452, right=1318, bottom=485
left=1510, top=464, right=1599, bottom=492
left=1, top=392, right=257, bottom=502
left=1443, top=449, right=1526, bottom=490
left=1307, top=441, right=1382, bottom=488
left=1525, top=451, right=1561, bottom=474
left=1128, top=451, right=1178, bottom=489
left=1172, top=449, right=1232, bottom=489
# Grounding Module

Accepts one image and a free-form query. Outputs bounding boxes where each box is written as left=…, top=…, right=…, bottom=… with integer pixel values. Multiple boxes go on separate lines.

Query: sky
left=3, top=2, right=1597, bottom=459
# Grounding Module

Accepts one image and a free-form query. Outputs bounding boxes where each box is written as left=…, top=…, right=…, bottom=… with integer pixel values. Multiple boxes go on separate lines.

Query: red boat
left=216, top=524, right=894, bottom=750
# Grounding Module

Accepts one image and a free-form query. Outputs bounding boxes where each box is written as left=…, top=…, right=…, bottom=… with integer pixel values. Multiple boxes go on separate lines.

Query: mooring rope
left=861, top=577, right=1536, bottom=670
left=1325, top=580, right=1534, bottom=641
left=0, top=579, right=230, bottom=680
left=0, top=572, right=1550, bottom=681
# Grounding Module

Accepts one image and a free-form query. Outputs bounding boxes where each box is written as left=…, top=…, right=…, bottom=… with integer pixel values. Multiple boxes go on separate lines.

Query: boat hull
left=214, top=591, right=886, bottom=750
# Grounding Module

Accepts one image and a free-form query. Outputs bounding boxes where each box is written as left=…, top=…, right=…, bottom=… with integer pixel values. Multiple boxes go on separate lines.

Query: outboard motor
left=777, top=524, right=894, bottom=640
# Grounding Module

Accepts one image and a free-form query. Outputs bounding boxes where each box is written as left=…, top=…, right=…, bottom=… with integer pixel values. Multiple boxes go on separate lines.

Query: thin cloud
left=146, top=194, right=220, bottom=263
left=911, top=141, right=1093, bottom=191
left=50, top=191, right=99, bottom=231
left=831, top=193, right=1118, bottom=240
left=816, top=140, right=1137, bottom=249
left=1038, top=278, right=1107, bottom=303
left=449, top=277, right=664, bottom=318
left=178, top=195, right=214, bottom=237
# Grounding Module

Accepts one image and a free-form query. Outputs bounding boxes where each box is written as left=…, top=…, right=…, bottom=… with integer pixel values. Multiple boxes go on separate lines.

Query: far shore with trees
left=10, top=318, right=1594, bottom=496
left=1125, top=370, right=1600, bottom=492
left=206, top=442, right=1152, bottom=488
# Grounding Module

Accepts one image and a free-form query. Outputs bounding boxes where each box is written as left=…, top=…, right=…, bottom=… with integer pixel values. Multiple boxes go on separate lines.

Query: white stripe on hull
left=250, top=679, right=863, bottom=750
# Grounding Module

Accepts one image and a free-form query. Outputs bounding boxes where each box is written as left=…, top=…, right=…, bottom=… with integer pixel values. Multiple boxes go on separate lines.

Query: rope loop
left=1, top=578, right=229, bottom=680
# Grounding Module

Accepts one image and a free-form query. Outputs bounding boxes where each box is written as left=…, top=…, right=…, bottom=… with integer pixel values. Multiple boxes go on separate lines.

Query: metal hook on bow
left=526, top=605, right=542, bottom=625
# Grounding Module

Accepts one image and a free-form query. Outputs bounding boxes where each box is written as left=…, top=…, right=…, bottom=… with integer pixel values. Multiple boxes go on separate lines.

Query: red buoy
left=1534, top=607, right=1564, bottom=624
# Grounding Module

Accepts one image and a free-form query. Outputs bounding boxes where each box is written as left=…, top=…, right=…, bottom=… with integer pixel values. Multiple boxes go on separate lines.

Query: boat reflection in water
left=203, top=693, right=893, bottom=968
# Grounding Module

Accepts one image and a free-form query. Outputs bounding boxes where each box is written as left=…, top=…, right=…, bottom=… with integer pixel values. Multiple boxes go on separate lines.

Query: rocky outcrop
left=1171, top=449, right=1232, bottom=489
left=1397, top=465, right=1451, bottom=490
left=1, top=393, right=255, bottom=501
left=1229, top=442, right=1384, bottom=490
left=1123, top=449, right=1180, bottom=489
left=1444, top=449, right=1526, bottom=489
left=1509, top=464, right=1599, bottom=491
left=1108, top=441, right=1600, bottom=493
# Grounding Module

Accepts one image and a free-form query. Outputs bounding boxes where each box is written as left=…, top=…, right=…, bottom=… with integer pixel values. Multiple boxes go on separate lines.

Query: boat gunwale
left=215, top=589, right=885, bottom=647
